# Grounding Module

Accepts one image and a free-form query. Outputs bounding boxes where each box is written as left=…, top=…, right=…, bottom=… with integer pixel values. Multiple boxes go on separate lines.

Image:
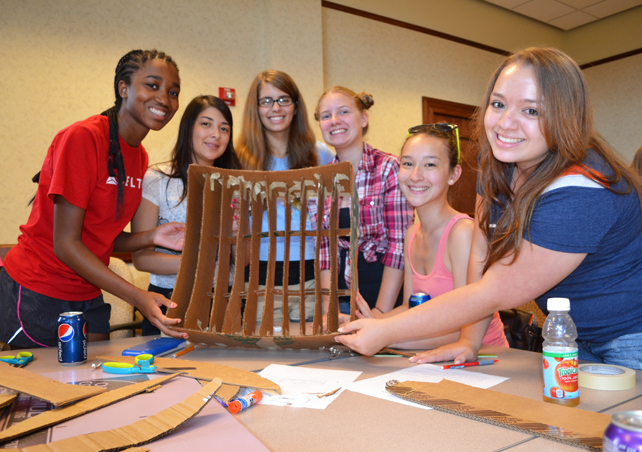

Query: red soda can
left=604, top=411, right=642, bottom=451
left=58, top=312, right=87, bottom=366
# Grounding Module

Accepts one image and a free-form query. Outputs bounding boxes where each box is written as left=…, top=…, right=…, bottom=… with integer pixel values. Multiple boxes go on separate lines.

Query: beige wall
left=321, top=7, right=504, bottom=155
left=584, top=53, right=642, bottom=161
left=0, top=0, right=324, bottom=244
left=1, top=0, right=641, bottom=244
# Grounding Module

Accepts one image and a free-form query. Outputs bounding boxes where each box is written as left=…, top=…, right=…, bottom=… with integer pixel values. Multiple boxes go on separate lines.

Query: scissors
left=102, top=354, right=195, bottom=376
left=0, top=352, right=34, bottom=368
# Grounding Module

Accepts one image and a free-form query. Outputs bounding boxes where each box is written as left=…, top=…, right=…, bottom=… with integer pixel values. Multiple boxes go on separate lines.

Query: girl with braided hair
left=0, top=49, right=188, bottom=348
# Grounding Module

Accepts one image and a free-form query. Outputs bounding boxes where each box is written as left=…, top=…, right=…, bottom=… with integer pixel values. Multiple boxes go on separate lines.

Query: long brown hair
left=236, top=70, right=317, bottom=170
left=632, top=145, right=642, bottom=177
left=475, top=47, right=642, bottom=272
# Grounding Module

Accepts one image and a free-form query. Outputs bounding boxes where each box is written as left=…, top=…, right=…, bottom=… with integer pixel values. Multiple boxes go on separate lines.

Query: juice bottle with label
left=542, top=297, right=580, bottom=407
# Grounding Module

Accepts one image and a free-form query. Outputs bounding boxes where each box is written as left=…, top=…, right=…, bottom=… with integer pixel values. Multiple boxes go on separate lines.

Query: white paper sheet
left=258, top=364, right=361, bottom=410
left=346, top=364, right=509, bottom=410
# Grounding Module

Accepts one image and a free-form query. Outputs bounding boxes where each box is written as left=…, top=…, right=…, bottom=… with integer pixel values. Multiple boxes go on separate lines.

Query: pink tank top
left=408, top=214, right=508, bottom=347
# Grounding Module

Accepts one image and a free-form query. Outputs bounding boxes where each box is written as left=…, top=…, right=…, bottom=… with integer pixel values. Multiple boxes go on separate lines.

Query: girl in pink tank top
left=356, top=124, right=508, bottom=356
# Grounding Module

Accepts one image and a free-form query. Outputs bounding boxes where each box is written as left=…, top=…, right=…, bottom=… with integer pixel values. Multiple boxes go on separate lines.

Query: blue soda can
left=409, top=293, right=431, bottom=308
left=58, top=312, right=87, bottom=366
left=603, top=411, right=642, bottom=452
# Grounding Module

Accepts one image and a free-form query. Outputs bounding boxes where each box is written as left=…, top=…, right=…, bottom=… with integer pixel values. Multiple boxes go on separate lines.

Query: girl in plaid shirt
left=314, top=87, right=414, bottom=326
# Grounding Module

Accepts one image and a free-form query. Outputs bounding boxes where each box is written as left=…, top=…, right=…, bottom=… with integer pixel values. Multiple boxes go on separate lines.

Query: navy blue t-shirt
left=484, top=152, right=642, bottom=342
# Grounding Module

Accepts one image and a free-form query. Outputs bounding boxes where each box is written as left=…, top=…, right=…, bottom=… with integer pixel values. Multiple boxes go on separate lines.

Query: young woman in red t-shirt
left=0, top=49, right=188, bottom=348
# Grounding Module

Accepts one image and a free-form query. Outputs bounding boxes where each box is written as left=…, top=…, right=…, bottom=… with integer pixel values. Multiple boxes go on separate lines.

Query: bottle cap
left=547, top=297, right=570, bottom=311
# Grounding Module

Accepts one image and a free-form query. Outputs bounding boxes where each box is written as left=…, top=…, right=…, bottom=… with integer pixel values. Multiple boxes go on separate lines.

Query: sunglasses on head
left=407, top=123, right=461, bottom=164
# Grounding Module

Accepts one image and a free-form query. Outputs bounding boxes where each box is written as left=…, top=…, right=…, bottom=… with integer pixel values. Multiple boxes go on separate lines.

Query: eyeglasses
left=258, top=97, right=293, bottom=108
left=408, top=123, right=461, bottom=163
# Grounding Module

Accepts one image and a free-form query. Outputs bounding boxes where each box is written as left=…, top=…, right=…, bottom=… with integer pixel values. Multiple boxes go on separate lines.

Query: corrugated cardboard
left=387, top=380, right=609, bottom=451
left=0, top=363, right=107, bottom=406
left=167, top=163, right=359, bottom=350
left=98, top=355, right=281, bottom=400
left=0, top=390, right=16, bottom=410
left=0, top=374, right=177, bottom=444
left=15, top=378, right=223, bottom=452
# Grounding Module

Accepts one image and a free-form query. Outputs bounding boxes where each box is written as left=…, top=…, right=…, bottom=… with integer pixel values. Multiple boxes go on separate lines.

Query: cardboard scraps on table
left=0, top=363, right=107, bottom=407
left=98, top=355, right=281, bottom=400
left=14, top=377, right=223, bottom=452
left=0, top=390, right=17, bottom=410
left=0, top=373, right=177, bottom=444
left=167, top=163, right=360, bottom=350
left=386, top=379, right=609, bottom=451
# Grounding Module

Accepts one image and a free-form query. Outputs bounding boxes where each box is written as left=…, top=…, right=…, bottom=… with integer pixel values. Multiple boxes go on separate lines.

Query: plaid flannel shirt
left=310, top=142, right=414, bottom=288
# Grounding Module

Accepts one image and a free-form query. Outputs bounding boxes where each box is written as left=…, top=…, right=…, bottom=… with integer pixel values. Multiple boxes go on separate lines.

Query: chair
left=104, top=257, right=139, bottom=339
left=499, top=301, right=546, bottom=352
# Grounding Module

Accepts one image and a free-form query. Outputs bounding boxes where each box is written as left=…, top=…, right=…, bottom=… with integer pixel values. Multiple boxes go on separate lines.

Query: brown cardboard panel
left=169, top=163, right=357, bottom=349
left=0, top=364, right=107, bottom=407
left=0, top=374, right=177, bottom=444
left=178, top=328, right=340, bottom=350
left=98, top=356, right=281, bottom=395
left=15, top=378, right=223, bottom=452
left=170, top=165, right=206, bottom=323
left=387, top=380, right=609, bottom=451
left=0, top=391, right=17, bottom=410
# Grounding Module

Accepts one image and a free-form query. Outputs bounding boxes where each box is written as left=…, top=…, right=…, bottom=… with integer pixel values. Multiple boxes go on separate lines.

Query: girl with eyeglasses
left=314, top=87, right=414, bottom=328
left=336, top=48, right=642, bottom=369
left=131, top=95, right=240, bottom=336
left=236, top=70, right=335, bottom=324
left=0, top=50, right=187, bottom=348
left=354, top=124, right=508, bottom=350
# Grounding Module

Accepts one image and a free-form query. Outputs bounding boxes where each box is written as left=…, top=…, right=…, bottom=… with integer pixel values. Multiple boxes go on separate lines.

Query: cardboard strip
left=0, top=364, right=107, bottom=407
left=184, top=179, right=218, bottom=331
left=299, top=177, right=309, bottom=336
left=170, top=168, right=206, bottom=323
left=313, top=176, right=326, bottom=336
left=98, top=356, right=281, bottom=396
left=15, top=378, right=223, bottom=452
left=0, top=374, right=177, bottom=444
left=0, top=390, right=17, bottom=410
left=386, top=380, right=609, bottom=451
left=225, top=177, right=251, bottom=335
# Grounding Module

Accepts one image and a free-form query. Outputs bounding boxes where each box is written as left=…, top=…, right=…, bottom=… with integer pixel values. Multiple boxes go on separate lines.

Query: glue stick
left=228, top=390, right=263, bottom=414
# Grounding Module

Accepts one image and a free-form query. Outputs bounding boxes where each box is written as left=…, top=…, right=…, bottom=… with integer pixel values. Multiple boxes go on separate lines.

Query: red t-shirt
left=5, top=115, right=148, bottom=300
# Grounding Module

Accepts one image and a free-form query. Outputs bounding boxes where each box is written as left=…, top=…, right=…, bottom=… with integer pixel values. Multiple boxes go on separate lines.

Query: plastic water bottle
left=542, top=297, right=580, bottom=407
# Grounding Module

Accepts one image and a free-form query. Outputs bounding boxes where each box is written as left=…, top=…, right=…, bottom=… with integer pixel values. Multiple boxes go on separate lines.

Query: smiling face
left=118, top=58, right=180, bottom=135
left=191, top=106, right=230, bottom=166
left=257, top=82, right=295, bottom=136
left=317, top=92, right=367, bottom=151
left=484, top=63, right=549, bottom=173
left=399, top=134, right=459, bottom=209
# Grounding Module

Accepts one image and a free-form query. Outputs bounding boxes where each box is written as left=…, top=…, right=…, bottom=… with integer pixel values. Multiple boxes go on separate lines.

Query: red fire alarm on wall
left=219, top=87, right=236, bottom=107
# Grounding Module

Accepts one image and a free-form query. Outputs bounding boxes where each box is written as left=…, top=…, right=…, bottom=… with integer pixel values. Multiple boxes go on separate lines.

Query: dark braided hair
left=29, top=49, right=179, bottom=219
left=102, top=49, right=179, bottom=219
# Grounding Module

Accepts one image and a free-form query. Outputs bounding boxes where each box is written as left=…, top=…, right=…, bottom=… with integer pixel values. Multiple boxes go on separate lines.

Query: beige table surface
left=14, top=336, right=642, bottom=452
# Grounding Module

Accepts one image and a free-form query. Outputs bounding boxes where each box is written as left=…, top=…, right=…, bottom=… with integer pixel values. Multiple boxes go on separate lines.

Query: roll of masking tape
left=578, top=364, right=636, bottom=391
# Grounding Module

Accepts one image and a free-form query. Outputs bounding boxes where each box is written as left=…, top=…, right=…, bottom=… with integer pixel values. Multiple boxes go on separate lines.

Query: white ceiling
left=483, top=0, right=642, bottom=30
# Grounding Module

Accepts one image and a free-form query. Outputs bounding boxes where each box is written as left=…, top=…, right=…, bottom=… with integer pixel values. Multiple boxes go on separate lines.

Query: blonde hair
left=314, top=86, right=374, bottom=135
left=235, top=70, right=317, bottom=170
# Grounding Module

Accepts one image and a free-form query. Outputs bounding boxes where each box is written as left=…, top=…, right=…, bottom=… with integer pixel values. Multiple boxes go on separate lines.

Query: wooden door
left=422, top=97, right=478, bottom=216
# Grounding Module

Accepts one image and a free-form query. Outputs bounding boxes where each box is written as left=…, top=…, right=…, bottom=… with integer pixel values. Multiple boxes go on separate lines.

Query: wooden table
left=17, top=337, right=642, bottom=452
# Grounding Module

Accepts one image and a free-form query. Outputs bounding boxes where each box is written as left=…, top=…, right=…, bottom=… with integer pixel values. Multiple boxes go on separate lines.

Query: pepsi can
left=58, top=312, right=87, bottom=366
left=604, top=411, right=642, bottom=452
left=409, top=293, right=431, bottom=308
